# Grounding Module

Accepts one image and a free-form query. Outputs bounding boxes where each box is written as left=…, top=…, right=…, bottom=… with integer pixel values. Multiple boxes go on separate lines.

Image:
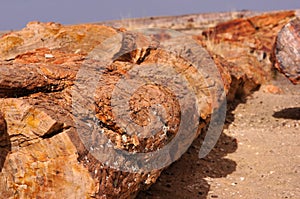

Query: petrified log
left=0, top=21, right=224, bottom=198
left=196, top=10, right=297, bottom=100
left=0, top=10, right=299, bottom=199
left=273, top=17, right=300, bottom=84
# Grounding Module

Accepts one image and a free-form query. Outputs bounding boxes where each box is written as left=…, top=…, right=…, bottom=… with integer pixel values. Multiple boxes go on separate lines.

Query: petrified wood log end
left=274, top=17, right=300, bottom=84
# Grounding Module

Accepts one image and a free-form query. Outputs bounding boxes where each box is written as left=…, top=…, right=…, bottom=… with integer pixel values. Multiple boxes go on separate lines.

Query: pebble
left=44, top=53, right=54, bottom=58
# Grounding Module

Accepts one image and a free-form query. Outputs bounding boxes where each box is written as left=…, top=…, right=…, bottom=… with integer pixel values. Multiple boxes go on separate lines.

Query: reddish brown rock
left=273, top=17, right=300, bottom=84
left=262, top=84, right=283, bottom=94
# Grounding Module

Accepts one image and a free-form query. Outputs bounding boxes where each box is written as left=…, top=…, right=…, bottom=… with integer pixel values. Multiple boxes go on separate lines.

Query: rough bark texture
left=273, top=17, right=300, bottom=84
left=0, top=10, right=299, bottom=199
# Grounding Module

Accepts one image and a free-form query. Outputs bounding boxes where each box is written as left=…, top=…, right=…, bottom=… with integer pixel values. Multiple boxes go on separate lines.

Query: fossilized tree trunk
left=0, top=10, right=299, bottom=199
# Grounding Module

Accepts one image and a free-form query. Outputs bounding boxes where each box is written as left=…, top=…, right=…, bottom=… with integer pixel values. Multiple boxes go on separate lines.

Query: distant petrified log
left=273, top=17, right=300, bottom=84
left=196, top=11, right=296, bottom=100
left=102, top=10, right=297, bottom=100
left=0, top=10, right=299, bottom=199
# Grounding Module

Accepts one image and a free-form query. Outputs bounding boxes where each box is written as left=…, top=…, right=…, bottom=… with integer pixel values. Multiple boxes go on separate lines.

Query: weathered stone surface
left=273, top=17, right=300, bottom=84
left=0, top=10, right=299, bottom=199
left=0, top=48, right=82, bottom=97
left=0, top=22, right=117, bottom=61
left=0, top=105, right=97, bottom=198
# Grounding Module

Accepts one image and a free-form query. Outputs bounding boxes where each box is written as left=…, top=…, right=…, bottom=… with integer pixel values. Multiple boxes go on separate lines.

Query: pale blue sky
left=0, top=0, right=299, bottom=30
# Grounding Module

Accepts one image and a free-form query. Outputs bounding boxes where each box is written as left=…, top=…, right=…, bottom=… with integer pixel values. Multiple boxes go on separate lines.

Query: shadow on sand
left=273, top=107, right=300, bottom=120
left=137, top=99, right=242, bottom=199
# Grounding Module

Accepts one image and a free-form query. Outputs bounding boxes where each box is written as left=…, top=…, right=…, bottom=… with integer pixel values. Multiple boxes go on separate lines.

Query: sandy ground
left=137, top=73, right=300, bottom=199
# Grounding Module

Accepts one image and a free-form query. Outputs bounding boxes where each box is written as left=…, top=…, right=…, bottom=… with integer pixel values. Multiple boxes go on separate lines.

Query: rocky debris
left=261, top=84, right=283, bottom=94
left=0, top=10, right=299, bottom=199
left=273, top=17, right=300, bottom=84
